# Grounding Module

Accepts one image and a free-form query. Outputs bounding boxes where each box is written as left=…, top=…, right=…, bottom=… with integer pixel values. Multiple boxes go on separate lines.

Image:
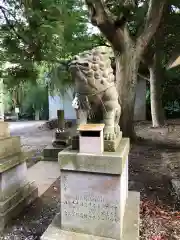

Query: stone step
left=0, top=154, right=28, bottom=202
left=0, top=122, right=10, bottom=139
left=0, top=182, right=38, bottom=231
left=0, top=152, right=27, bottom=173
left=27, top=161, right=60, bottom=197
left=0, top=136, right=21, bottom=159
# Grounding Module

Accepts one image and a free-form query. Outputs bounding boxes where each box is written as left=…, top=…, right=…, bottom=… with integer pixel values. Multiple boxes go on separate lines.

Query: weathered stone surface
left=0, top=152, right=27, bottom=173
left=0, top=136, right=21, bottom=159
left=0, top=122, right=39, bottom=232
left=0, top=181, right=35, bottom=213
left=0, top=122, right=10, bottom=139
left=0, top=161, right=28, bottom=201
left=59, top=139, right=129, bottom=239
left=104, top=132, right=122, bottom=152
left=43, top=145, right=64, bottom=161
left=0, top=182, right=38, bottom=231
left=60, top=160, right=128, bottom=239
left=59, top=138, right=130, bottom=175
left=27, top=161, right=60, bottom=197
left=41, top=191, right=140, bottom=240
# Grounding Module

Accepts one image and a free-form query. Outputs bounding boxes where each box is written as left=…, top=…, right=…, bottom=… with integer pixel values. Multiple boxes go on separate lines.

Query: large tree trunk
left=149, top=63, right=165, bottom=127
left=116, top=50, right=140, bottom=139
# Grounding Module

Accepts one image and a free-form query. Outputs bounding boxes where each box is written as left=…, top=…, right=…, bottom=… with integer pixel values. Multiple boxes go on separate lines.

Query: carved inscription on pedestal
left=61, top=171, right=123, bottom=239
left=62, top=193, right=119, bottom=222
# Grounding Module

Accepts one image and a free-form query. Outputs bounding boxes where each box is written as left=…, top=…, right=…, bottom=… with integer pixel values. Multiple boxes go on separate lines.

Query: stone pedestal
left=44, top=110, right=71, bottom=161
left=0, top=122, right=38, bottom=231
left=41, top=138, right=140, bottom=239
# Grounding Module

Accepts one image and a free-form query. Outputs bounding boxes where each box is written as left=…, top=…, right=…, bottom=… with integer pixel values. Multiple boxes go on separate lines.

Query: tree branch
left=136, top=0, right=167, bottom=56
left=85, top=0, right=124, bottom=51
left=0, top=6, right=29, bottom=45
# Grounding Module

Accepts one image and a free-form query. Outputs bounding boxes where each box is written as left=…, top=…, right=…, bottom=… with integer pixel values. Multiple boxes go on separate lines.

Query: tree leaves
left=0, top=0, right=101, bottom=92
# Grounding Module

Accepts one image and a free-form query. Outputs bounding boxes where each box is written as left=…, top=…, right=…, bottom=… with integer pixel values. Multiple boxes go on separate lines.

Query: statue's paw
left=104, top=132, right=115, bottom=140
left=115, top=125, right=120, bottom=136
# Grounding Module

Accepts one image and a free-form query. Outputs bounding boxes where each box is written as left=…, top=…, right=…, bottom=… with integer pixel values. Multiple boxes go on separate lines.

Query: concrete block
left=0, top=160, right=28, bottom=201
left=0, top=153, right=38, bottom=232
left=0, top=137, right=21, bottom=159
left=0, top=122, right=10, bottom=139
left=0, top=152, right=27, bottom=174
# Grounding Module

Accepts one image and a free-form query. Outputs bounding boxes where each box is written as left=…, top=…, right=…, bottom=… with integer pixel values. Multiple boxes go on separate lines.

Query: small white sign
left=15, top=107, right=20, bottom=113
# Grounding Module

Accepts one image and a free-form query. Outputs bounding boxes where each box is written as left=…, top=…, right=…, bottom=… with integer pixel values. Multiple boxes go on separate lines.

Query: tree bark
left=116, top=49, right=140, bottom=139
left=149, top=55, right=165, bottom=127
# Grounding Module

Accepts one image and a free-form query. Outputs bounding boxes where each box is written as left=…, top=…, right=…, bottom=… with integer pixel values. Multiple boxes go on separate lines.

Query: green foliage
left=47, top=60, right=72, bottom=96
left=0, top=0, right=103, bottom=92
left=21, top=82, right=48, bottom=112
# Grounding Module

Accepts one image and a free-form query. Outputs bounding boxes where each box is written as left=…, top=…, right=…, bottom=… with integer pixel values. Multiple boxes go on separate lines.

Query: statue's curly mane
left=69, top=46, right=115, bottom=96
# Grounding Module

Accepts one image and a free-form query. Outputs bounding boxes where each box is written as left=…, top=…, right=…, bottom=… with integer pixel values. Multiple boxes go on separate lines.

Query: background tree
left=0, top=0, right=102, bottom=85
left=0, top=0, right=103, bottom=119
left=144, top=3, right=180, bottom=127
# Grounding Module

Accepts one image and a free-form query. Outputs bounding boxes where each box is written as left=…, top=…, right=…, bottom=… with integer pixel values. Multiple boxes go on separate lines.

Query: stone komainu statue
left=69, top=46, right=121, bottom=140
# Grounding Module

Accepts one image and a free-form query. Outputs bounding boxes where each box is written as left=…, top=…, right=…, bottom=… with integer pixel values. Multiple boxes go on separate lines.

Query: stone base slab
left=0, top=136, right=21, bottom=159
left=0, top=152, right=27, bottom=174
left=41, top=191, right=140, bottom=240
left=0, top=182, right=38, bottom=231
left=59, top=138, right=129, bottom=175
